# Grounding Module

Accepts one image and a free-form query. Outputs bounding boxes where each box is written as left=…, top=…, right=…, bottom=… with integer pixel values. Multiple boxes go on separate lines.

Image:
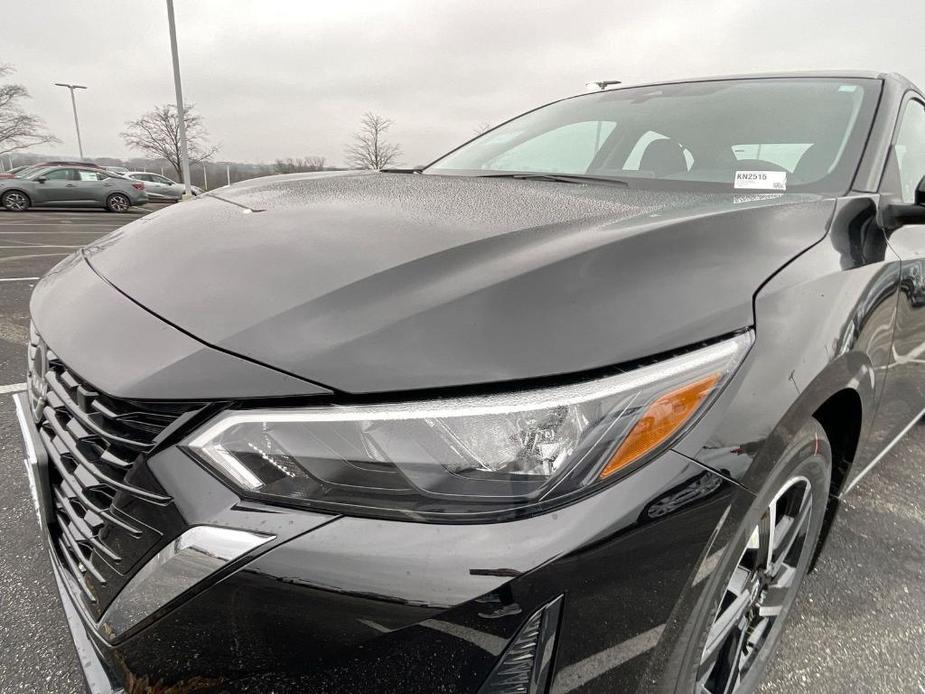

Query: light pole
left=165, top=0, right=192, bottom=198
left=54, top=83, right=87, bottom=159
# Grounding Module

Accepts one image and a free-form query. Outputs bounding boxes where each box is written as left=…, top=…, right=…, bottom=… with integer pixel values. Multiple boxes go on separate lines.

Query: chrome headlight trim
left=189, top=334, right=750, bottom=437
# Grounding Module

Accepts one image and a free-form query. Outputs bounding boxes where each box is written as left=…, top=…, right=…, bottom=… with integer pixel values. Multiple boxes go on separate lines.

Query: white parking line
left=0, top=223, right=125, bottom=227
left=0, top=244, right=84, bottom=249
left=0, top=234, right=110, bottom=236
left=0, top=252, right=68, bottom=263
left=0, top=277, right=39, bottom=282
left=0, top=383, right=26, bottom=394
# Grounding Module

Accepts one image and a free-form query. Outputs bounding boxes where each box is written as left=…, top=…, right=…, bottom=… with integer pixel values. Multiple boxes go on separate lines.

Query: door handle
left=65, top=183, right=76, bottom=187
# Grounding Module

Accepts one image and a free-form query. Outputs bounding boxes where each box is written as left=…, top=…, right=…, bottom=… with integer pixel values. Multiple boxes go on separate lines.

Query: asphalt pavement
left=0, top=206, right=922, bottom=693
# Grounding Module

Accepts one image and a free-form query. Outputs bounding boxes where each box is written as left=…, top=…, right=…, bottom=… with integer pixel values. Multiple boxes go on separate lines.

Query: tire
left=674, top=419, right=831, bottom=694
left=1, top=190, right=30, bottom=212
left=106, top=193, right=131, bottom=213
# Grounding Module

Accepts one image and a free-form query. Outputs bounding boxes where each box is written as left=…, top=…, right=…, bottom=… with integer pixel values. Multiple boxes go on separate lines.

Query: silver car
left=126, top=172, right=202, bottom=201
left=0, top=166, right=148, bottom=213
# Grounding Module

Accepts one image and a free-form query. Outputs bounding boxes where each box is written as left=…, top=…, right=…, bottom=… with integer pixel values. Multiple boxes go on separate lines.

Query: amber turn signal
left=599, top=373, right=721, bottom=479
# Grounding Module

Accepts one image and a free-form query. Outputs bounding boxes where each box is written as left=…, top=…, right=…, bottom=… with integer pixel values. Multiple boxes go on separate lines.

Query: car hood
left=84, top=172, right=834, bottom=394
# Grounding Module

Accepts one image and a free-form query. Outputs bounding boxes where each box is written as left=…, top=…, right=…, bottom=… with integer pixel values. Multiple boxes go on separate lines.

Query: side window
left=154, top=175, right=174, bottom=184
left=77, top=170, right=102, bottom=181
left=43, top=168, right=74, bottom=181
left=486, top=120, right=618, bottom=173
left=894, top=100, right=925, bottom=203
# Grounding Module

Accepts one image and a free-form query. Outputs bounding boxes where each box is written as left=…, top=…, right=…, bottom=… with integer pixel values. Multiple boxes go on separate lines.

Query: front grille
left=29, top=327, right=203, bottom=618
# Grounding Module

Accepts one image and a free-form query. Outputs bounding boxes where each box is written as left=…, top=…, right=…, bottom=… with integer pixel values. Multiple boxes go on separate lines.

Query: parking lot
left=0, top=206, right=922, bottom=693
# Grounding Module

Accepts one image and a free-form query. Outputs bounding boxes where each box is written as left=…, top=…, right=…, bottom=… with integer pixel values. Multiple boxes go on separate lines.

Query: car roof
left=575, top=70, right=921, bottom=97
left=31, top=160, right=104, bottom=168
left=27, top=165, right=113, bottom=174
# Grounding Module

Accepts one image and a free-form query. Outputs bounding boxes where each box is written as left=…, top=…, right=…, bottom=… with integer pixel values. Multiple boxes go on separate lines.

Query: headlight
left=184, top=333, right=750, bottom=521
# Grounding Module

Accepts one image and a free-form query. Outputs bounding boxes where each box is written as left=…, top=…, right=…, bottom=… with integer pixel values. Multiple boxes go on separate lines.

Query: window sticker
left=734, top=170, right=787, bottom=191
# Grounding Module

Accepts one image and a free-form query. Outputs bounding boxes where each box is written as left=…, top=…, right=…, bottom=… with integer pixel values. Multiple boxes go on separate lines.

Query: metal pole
left=166, top=0, right=192, bottom=198
left=226, top=163, right=230, bottom=186
left=54, top=83, right=87, bottom=159
left=202, top=162, right=208, bottom=190
left=69, top=89, right=83, bottom=159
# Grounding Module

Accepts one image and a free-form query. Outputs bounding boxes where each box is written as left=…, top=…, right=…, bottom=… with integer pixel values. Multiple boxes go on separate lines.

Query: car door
left=868, top=95, right=925, bottom=457
left=31, top=168, right=80, bottom=204
left=73, top=169, right=110, bottom=204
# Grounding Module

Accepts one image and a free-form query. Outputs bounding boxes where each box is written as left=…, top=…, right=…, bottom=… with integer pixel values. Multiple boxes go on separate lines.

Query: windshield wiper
left=475, top=172, right=630, bottom=187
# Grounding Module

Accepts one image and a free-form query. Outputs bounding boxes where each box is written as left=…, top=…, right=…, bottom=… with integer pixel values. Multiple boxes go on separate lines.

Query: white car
left=126, top=172, right=202, bottom=201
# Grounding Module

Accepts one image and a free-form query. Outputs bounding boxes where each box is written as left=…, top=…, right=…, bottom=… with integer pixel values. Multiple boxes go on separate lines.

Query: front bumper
left=15, top=379, right=743, bottom=693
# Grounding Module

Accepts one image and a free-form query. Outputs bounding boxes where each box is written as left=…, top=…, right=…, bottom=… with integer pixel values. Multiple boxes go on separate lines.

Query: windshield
left=427, top=78, right=881, bottom=195
left=14, top=165, right=44, bottom=179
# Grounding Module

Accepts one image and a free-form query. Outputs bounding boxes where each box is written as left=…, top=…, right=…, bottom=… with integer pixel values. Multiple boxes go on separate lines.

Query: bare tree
left=121, top=104, right=218, bottom=182
left=272, top=155, right=327, bottom=174
left=345, top=112, right=401, bottom=169
left=0, top=64, right=58, bottom=156
left=473, top=121, right=492, bottom=135
left=305, top=155, right=326, bottom=171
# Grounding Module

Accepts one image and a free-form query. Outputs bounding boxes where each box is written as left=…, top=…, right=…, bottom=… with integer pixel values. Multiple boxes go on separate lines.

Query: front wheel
left=106, top=193, right=131, bottom=213
left=1, top=190, right=30, bottom=212
left=677, top=420, right=831, bottom=694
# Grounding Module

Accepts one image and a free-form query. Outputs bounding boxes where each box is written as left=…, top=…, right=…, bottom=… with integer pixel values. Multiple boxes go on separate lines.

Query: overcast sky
left=4, top=0, right=924, bottom=167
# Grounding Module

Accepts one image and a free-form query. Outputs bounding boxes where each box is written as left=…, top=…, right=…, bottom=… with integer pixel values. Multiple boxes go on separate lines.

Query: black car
left=14, top=71, right=925, bottom=694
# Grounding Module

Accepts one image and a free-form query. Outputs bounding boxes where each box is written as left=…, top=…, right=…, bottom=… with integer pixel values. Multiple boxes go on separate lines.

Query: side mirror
left=36, top=176, right=47, bottom=183
left=884, top=175, right=925, bottom=231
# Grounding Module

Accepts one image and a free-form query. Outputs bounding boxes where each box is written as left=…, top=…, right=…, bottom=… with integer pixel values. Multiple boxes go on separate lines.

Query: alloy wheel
left=108, top=194, right=130, bottom=212
left=3, top=191, right=28, bottom=211
left=697, top=476, right=813, bottom=694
